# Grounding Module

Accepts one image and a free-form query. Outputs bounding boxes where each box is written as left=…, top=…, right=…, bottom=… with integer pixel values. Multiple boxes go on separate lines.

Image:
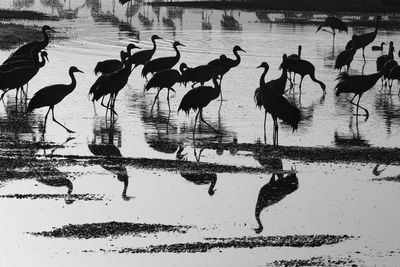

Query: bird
left=254, top=172, right=298, bottom=233
left=0, top=51, right=48, bottom=72
left=383, top=59, right=398, bottom=89
left=144, top=68, right=183, bottom=112
left=128, top=35, right=162, bottom=69
left=0, top=50, right=49, bottom=101
left=287, top=45, right=302, bottom=84
left=141, top=41, right=184, bottom=80
left=37, top=172, right=74, bottom=204
left=94, top=43, right=139, bottom=75
left=316, top=16, right=348, bottom=41
left=3, top=25, right=55, bottom=64
left=27, top=66, right=83, bottom=133
left=351, top=16, right=382, bottom=61
left=388, top=65, right=400, bottom=93
left=180, top=63, right=218, bottom=87
left=178, top=75, right=221, bottom=140
left=372, top=42, right=386, bottom=51
left=180, top=171, right=217, bottom=196
left=335, top=36, right=357, bottom=73
left=335, top=71, right=383, bottom=118
left=207, top=45, right=245, bottom=100
left=345, top=34, right=358, bottom=50
left=255, top=57, right=301, bottom=146
left=376, top=41, right=395, bottom=86
left=283, top=57, right=326, bottom=94
left=90, top=52, right=133, bottom=115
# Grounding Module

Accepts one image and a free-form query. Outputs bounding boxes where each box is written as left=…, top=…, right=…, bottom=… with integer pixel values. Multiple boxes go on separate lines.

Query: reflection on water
left=36, top=167, right=75, bottom=204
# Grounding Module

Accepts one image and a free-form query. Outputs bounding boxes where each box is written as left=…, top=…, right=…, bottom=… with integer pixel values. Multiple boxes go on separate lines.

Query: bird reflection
left=138, top=11, right=154, bottom=29
left=13, top=0, right=34, bottom=9
left=176, top=145, right=217, bottom=196
left=334, top=117, right=370, bottom=147
left=162, top=17, right=176, bottom=36
left=88, top=117, right=132, bottom=200
left=372, top=164, right=400, bottom=182
left=374, top=93, right=400, bottom=135
left=254, top=171, right=298, bottom=234
left=221, top=10, right=242, bottom=31
left=202, top=11, right=211, bottom=31
left=36, top=167, right=75, bottom=204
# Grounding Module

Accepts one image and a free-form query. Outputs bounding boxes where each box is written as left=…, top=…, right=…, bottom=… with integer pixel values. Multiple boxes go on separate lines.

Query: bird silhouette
left=376, top=41, right=395, bottom=86
left=283, top=57, right=326, bottom=94
left=180, top=63, right=218, bottom=88
left=94, top=43, right=139, bottom=75
left=372, top=42, right=386, bottom=51
left=335, top=36, right=357, bottom=73
left=255, top=58, right=301, bottom=146
left=0, top=51, right=48, bottom=72
left=180, top=171, right=217, bottom=196
left=254, top=172, right=298, bottom=233
left=141, top=41, right=184, bottom=80
left=383, top=59, right=398, bottom=89
left=316, top=16, right=348, bottom=41
left=144, top=68, right=183, bottom=112
left=4, top=25, right=55, bottom=64
left=0, top=50, right=49, bottom=101
left=128, top=35, right=162, bottom=69
left=90, top=53, right=133, bottom=115
left=388, top=65, right=400, bottom=93
left=27, top=66, right=83, bottom=133
left=37, top=172, right=74, bottom=204
left=207, top=45, right=245, bottom=100
left=287, top=45, right=302, bottom=84
left=178, top=75, right=221, bottom=140
left=352, top=16, right=382, bottom=61
left=335, top=71, right=383, bottom=118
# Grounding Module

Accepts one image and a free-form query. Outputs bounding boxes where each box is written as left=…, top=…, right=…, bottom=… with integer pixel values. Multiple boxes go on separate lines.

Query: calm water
left=1, top=1, right=400, bottom=266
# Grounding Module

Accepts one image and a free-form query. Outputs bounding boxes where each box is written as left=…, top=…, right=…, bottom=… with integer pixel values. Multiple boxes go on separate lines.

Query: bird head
left=234, top=45, right=246, bottom=53
left=127, top=43, right=140, bottom=53
left=278, top=54, right=288, bottom=70
left=42, top=25, right=56, bottom=33
left=257, top=62, right=269, bottom=71
left=41, top=51, right=49, bottom=62
left=152, top=34, right=162, bottom=41
left=173, top=41, right=185, bottom=47
left=70, top=66, right=84, bottom=74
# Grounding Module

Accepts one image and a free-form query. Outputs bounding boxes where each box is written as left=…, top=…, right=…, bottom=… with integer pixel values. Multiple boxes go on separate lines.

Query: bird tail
left=280, top=101, right=301, bottom=132
left=254, top=87, right=263, bottom=109
left=334, top=72, right=350, bottom=96
left=94, top=62, right=102, bottom=75
left=335, top=72, right=349, bottom=83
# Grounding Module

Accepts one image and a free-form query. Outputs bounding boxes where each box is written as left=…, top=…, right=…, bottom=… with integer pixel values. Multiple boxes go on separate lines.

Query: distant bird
left=287, top=45, right=302, bottom=84
left=4, top=25, right=55, bottom=64
left=90, top=53, right=133, bottom=115
left=335, top=71, right=383, bottom=118
left=255, top=57, right=301, bottom=146
left=178, top=75, right=221, bottom=140
left=180, top=63, right=218, bottom=87
left=383, top=59, right=398, bottom=89
left=316, top=16, right=348, bottom=41
left=351, top=16, right=382, bottom=61
left=27, top=66, right=83, bottom=133
left=372, top=42, right=386, bottom=51
left=283, top=57, right=326, bottom=94
left=0, top=51, right=49, bottom=100
left=141, top=41, right=184, bottom=80
left=94, top=44, right=139, bottom=75
left=388, top=65, right=400, bottom=93
left=254, top=172, right=298, bottom=233
left=335, top=36, right=357, bottom=73
left=144, top=68, right=182, bottom=112
left=376, top=41, right=395, bottom=86
left=128, top=35, right=162, bottom=69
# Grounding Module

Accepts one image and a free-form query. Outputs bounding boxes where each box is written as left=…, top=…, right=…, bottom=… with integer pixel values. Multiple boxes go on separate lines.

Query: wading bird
left=144, top=68, right=183, bottom=112
left=27, top=66, right=83, bottom=133
left=178, top=75, right=221, bottom=140
left=383, top=59, right=398, bottom=89
left=388, top=65, right=400, bottom=93
left=335, top=36, right=357, bottom=73
left=352, top=16, right=382, bottom=61
left=287, top=45, right=302, bottom=84
left=372, top=42, right=386, bottom=51
left=180, top=63, right=218, bottom=87
left=128, top=35, right=162, bottom=69
left=4, top=25, right=55, bottom=64
left=335, top=71, right=383, bottom=118
left=376, top=41, right=395, bottom=86
left=94, top=44, right=139, bottom=75
left=141, top=41, right=184, bottom=80
left=316, top=16, right=348, bottom=41
left=255, top=58, right=301, bottom=146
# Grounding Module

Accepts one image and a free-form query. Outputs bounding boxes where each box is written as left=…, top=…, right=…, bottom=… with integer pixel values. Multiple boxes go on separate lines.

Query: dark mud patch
left=0, top=9, right=58, bottom=21
left=271, top=256, right=360, bottom=267
left=0, top=193, right=105, bottom=201
left=31, top=222, right=191, bottom=239
left=113, top=234, right=352, bottom=254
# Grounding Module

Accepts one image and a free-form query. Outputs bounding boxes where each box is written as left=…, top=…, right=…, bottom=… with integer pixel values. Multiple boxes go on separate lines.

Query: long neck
left=41, top=29, right=49, bottom=49
left=259, top=67, right=268, bottom=87
left=68, top=70, right=77, bottom=91
left=173, top=44, right=181, bottom=60
left=212, top=77, right=221, bottom=99
left=38, top=54, right=46, bottom=68
left=298, top=46, right=302, bottom=58
left=151, top=37, right=157, bottom=53
left=389, top=46, right=394, bottom=58
left=232, top=48, right=241, bottom=66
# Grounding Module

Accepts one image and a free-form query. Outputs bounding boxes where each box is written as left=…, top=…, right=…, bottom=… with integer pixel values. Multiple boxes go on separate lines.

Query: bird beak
left=240, top=48, right=246, bottom=52
left=77, top=69, right=84, bottom=73
left=256, top=64, right=262, bottom=68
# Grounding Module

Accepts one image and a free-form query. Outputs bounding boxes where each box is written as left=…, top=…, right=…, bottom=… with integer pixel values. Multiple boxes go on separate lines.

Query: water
left=0, top=1, right=400, bottom=266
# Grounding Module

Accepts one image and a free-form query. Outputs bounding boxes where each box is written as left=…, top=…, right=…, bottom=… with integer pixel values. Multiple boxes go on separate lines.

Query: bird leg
left=263, top=110, right=267, bottom=145
left=43, top=107, right=51, bottom=133
left=51, top=107, right=75, bottom=133
left=273, top=117, right=279, bottom=147
left=110, top=93, right=119, bottom=116
left=150, top=88, right=161, bottom=113
left=299, top=76, right=304, bottom=94
left=200, top=110, right=220, bottom=134
left=350, top=94, right=369, bottom=118
left=167, top=88, right=171, bottom=113
left=362, top=48, right=366, bottom=62
left=193, top=110, right=200, bottom=141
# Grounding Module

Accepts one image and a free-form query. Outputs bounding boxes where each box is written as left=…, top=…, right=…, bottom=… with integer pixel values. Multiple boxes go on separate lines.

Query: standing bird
left=388, top=65, right=400, bottom=93
left=255, top=57, right=301, bottom=146
left=352, top=16, right=382, bottom=61
left=144, top=68, right=182, bottom=112
left=372, top=42, right=386, bottom=51
left=383, top=59, right=398, bottom=89
left=178, top=75, right=221, bottom=140
left=4, top=25, right=55, bottom=64
left=27, top=66, right=83, bottom=133
left=141, top=41, right=184, bottom=80
left=128, top=35, right=162, bottom=70
left=335, top=36, right=357, bottom=73
left=335, top=71, right=383, bottom=118
left=316, top=16, right=348, bottom=42
left=180, top=63, right=218, bottom=87
left=94, top=44, right=139, bottom=75
left=287, top=45, right=302, bottom=84
left=284, top=58, right=326, bottom=94
left=90, top=53, right=133, bottom=115
left=376, top=41, right=395, bottom=86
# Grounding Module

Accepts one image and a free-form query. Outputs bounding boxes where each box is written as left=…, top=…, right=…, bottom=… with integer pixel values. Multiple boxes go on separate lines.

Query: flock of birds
left=1, top=15, right=399, bottom=146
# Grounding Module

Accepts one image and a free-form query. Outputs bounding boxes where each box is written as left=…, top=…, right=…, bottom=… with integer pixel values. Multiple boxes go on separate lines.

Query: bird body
left=335, top=48, right=356, bottom=73
left=388, top=65, right=400, bottom=93
left=207, top=45, right=245, bottom=77
left=372, top=42, right=386, bottom=51
left=316, top=16, right=348, bottom=41
left=352, top=17, right=381, bottom=61
left=27, top=66, right=83, bottom=133
left=129, top=35, right=162, bottom=69
left=180, top=63, right=218, bottom=87
left=284, top=58, right=326, bottom=93
left=141, top=41, right=184, bottom=79
left=383, top=59, right=398, bottom=88
left=0, top=51, right=48, bottom=72
left=94, top=44, right=139, bottom=75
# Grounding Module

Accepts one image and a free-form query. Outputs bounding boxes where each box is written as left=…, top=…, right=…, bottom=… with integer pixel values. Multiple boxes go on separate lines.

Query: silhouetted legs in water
left=150, top=87, right=176, bottom=113
left=349, top=93, right=369, bottom=119
left=193, top=109, right=221, bottom=140
left=44, top=106, right=75, bottom=133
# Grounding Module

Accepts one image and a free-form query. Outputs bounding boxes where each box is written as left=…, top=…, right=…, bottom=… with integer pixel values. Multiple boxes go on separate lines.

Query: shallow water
left=0, top=1, right=400, bottom=266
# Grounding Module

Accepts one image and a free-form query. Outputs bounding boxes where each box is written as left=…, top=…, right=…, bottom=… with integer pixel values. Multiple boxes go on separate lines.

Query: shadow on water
left=88, top=116, right=133, bottom=201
